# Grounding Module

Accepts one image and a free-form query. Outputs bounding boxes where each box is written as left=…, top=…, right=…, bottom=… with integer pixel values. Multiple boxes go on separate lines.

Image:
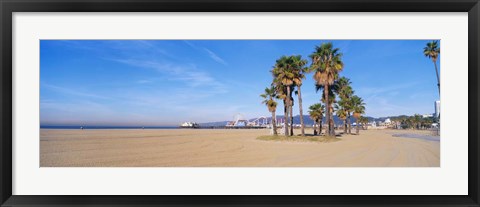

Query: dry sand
left=40, top=129, right=439, bottom=167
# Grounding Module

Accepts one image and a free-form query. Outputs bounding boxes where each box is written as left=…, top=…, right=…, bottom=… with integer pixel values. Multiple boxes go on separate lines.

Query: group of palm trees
left=260, top=40, right=440, bottom=137
left=390, top=115, right=436, bottom=130
left=260, top=42, right=366, bottom=137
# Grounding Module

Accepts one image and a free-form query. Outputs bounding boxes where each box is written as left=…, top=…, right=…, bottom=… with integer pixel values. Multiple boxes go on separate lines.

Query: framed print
left=1, top=0, right=479, bottom=206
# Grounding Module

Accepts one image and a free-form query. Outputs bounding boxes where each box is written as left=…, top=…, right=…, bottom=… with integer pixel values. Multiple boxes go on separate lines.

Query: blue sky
left=40, top=40, right=440, bottom=126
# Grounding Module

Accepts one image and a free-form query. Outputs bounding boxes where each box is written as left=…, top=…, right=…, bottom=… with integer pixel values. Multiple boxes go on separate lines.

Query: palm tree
left=334, top=77, right=354, bottom=134
left=309, top=104, right=319, bottom=135
left=407, top=116, right=415, bottom=129
left=335, top=104, right=347, bottom=133
left=422, top=117, right=433, bottom=129
left=272, top=81, right=288, bottom=136
left=271, top=56, right=295, bottom=136
left=260, top=86, right=278, bottom=135
left=390, top=117, right=399, bottom=129
left=424, top=40, right=440, bottom=95
left=308, top=103, right=324, bottom=135
left=413, top=114, right=422, bottom=129
left=359, top=116, right=369, bottom=130
left=351, top=95, right=366, bottom=135
left=399, top=116, right=408, bottom=129
left=310, top=42, right=344, bottom=137
left=291, top=55, right=309, bottom=136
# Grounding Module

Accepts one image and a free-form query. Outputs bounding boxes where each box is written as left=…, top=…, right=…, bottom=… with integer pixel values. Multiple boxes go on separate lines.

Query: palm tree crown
left=424, top=40, right=440, bottom=62
left=272, top=56, right=295, bottom=86
left=351, top=95, right=365, bottom=118
left=308, top=103, right=324, bottom=122
left=260, top=86, right=278, bottom=113
left=310, top=43, right=344, bottom=86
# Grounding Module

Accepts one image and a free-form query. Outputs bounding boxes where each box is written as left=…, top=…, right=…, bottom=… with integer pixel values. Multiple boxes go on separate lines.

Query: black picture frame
left=1, top=0, right=479, bottom=206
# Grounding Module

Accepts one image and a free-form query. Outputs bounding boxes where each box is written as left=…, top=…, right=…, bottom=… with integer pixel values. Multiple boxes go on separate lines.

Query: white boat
left=180, top=122, right=199, bottom=128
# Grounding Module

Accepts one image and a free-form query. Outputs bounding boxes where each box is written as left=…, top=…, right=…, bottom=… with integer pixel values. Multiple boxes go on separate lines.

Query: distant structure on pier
left=226, top=114, right=249, bottom=127
left=180, top=122, right=199, bottom=128
left=225, top=113, right=271, bottom=128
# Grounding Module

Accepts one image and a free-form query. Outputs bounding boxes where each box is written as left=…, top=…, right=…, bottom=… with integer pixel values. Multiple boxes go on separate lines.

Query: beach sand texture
left=40, top=129, right=439, bottom=167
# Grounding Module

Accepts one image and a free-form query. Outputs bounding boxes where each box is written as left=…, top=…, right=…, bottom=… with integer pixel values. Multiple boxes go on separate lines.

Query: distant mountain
left=200, top=121, right=230, bottom=127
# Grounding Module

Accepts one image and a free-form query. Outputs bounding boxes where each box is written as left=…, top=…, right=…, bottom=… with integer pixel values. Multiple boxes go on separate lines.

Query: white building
left=434, top=100, right=440, bottom=118
left=384, top=118, right=391, bottom=124
left=422, top=114, right=433, bottom=118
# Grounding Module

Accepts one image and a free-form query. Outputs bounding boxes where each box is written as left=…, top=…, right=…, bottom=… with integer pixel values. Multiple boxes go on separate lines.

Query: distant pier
left=197, top=126, right=267, bottom=129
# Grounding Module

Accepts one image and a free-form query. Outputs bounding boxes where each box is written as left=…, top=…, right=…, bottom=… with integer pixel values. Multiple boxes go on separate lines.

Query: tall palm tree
left=271, top=56, right=295, bottom=136
left=334, top=77, right=354, bottom=134
left=308, top=103, right=324, bottom=135
left=351, top=95, right=366, bottom=135
left=310, top=42, right=344, bottom=137
left=291, top=55, right=308, bottom=136
left=424, top=40, right=440, bottom=95
left=272, top=81, right=288, bottom=136
left=260, top=86, right=278, bottom=135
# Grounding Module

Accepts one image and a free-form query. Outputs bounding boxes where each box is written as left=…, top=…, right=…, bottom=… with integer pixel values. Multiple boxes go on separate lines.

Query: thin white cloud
left=136, top=79, right=153, bottom=84
left=42, top=83, right=111, bottom=100
left=183, top=40, right=195, bottom=48
left=110, top=58, right=227, bottom=93
left=354, top=82, right=431, bottom=117
left=356, top=82, right=418, bottom=98
left=203, top=48, right=228, bottom=65
left=184, top=41, right=228, bottom=65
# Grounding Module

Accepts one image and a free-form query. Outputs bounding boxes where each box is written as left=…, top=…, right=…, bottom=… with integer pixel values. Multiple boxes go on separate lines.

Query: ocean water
left=40, top=126, right=179, bottom=129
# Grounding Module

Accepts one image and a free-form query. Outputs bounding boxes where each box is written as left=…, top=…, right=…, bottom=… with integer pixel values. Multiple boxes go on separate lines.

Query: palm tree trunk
left=318, top=119, right=322, bottom=135
left=433, top=60, right=440, bottom=95
left=271, top=111, right=277, bottom=135
left=347, top=114, right=351, bottom=134
left=324, top=84, right=331, bottom=136
left=356, top=118, right=360, bottom=135
left=284, top=101, right=289, bottom=136
left=297, top=86, right=305, bottom=136
left=330, top=106, right=335, bottom=136
left=287, top=86, right=293, bottom=136
left=289, top=104, right=294, bottom=136
left=313, top=120, right=317, bottom=135
left=343, top=119, right=347, bottom=134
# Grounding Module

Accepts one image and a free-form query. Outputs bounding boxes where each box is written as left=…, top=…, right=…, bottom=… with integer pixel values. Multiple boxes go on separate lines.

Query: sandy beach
left=40, top=128, right=439, bottom=167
